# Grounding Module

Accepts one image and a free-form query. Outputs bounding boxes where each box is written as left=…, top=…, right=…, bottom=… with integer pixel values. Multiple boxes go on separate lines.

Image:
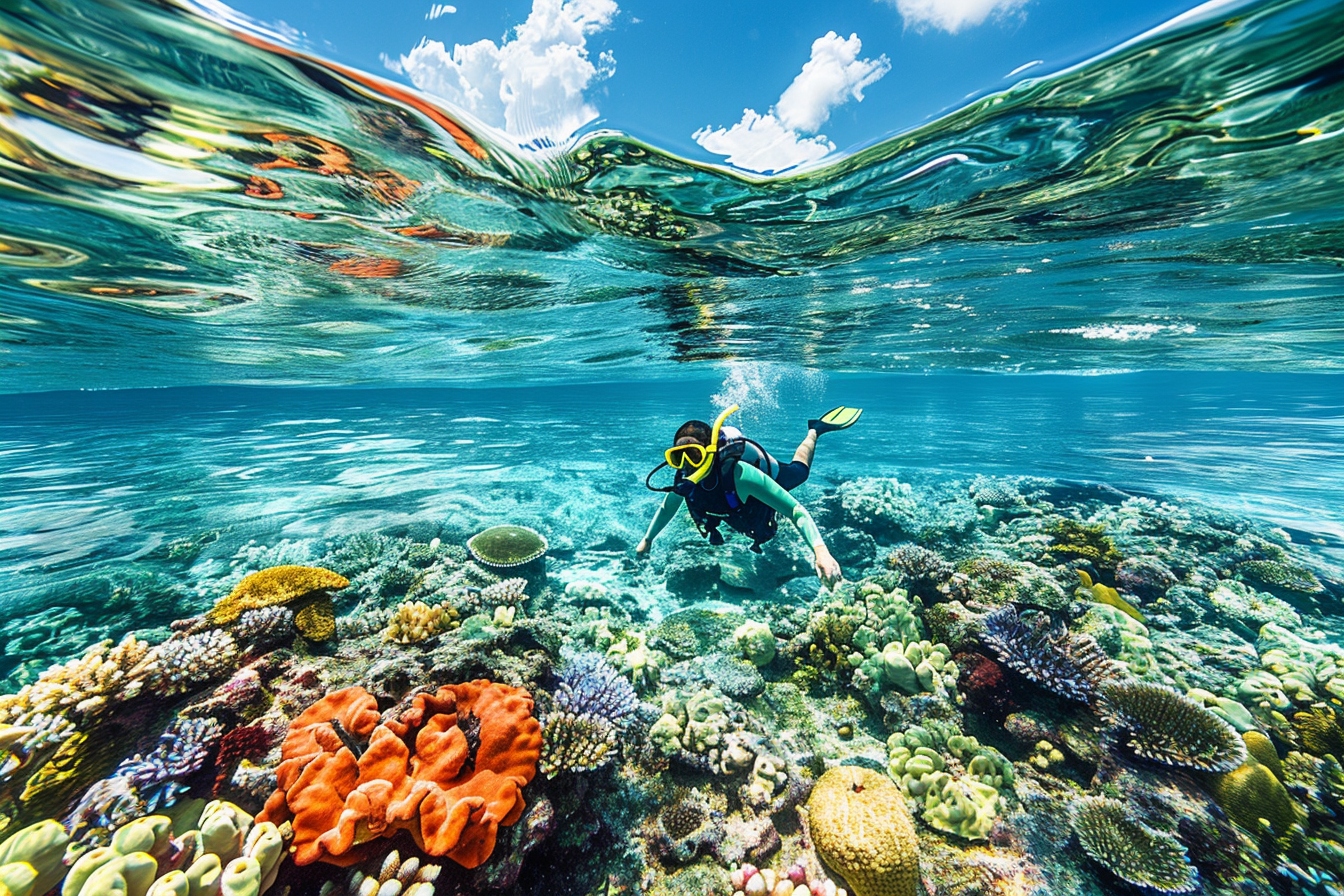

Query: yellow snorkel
left=685, top=404, right=739, bottom=484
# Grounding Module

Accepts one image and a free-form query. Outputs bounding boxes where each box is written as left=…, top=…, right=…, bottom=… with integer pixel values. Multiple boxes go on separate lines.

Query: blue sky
left=220, top=0, right=1211, bottom=172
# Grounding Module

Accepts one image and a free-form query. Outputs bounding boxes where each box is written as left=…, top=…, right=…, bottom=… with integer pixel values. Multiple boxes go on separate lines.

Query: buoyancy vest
left=674, top=427, right=780, bottom=553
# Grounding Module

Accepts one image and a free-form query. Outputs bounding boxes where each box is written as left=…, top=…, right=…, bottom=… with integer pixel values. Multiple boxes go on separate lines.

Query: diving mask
left=664, top=443, right=709, bottom=469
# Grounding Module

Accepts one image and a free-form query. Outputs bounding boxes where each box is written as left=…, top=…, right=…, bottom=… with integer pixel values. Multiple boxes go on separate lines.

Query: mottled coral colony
left=1, top=475, right=1343, bottom=896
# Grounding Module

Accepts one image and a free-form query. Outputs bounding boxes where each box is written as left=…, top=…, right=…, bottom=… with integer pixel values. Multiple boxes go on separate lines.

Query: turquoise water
left=3, top=0, right=1344, bottom=894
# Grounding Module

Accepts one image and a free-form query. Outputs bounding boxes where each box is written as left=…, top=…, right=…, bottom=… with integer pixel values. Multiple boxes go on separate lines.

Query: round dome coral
left=805, top=766, right=919, bottom=896
left=467, top=525, right=548, bottom=568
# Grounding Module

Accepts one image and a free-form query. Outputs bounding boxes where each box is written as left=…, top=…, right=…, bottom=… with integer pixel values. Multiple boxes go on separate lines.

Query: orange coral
left=258, top=681, right=541, bottom=869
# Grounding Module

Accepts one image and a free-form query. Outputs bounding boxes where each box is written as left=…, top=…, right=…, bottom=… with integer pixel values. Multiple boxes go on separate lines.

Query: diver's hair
left=674, top=420, right=712, bottom=446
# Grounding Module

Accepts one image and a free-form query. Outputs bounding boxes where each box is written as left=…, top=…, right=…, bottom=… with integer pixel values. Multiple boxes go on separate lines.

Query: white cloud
left=693, top=31, right=888, bottom=174
left=693, top=110, right=834, bottom=173
left=398, top=0, right=617, bottom=146
left=888, top=0, right=1029, bottom=34
left=426, top=4, right=456, bottom=20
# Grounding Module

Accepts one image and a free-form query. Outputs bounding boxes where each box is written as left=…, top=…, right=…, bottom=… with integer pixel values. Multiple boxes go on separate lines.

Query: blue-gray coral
left=980, top=606, right=1119, bottom=703
left=65, top=716, right=222, bottom=841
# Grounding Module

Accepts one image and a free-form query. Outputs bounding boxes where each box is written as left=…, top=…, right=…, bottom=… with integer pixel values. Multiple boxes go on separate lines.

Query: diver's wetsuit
left=641, top=428, right=825, bottom=550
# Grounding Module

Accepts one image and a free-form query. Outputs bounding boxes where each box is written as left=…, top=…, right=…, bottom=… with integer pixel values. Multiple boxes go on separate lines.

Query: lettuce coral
left=258, top=681, right=541, bottom=869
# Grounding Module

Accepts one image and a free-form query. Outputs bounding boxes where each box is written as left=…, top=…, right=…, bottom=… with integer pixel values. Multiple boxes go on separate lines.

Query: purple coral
left=553, top=652, right=638, bottom=724
left=540, top=652, right=638, bottom=776
left=66, top=716, right=222, bottom=841
left=980, top=606, right=1119, bottom=703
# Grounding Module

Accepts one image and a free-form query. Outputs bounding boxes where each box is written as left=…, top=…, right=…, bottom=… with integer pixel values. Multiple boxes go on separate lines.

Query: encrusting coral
left=804, top=766, right=919, bottom=896
left=206, top=565, right=348, bottom=641
left=257, top=680, right=542, bottom=869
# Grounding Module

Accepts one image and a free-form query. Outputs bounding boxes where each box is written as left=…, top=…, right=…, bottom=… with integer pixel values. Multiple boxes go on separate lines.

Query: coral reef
left=2, top=472, right=1341, bottom=896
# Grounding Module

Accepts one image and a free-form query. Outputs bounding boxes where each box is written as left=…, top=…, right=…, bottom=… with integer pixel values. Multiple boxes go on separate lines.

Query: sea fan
left=980, top=606, right=1119, bottom=703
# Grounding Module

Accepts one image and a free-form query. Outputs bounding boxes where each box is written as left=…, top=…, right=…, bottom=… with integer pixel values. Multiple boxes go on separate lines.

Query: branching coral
left=383, top=601, right=459, bottom=644
left=258, top=681, right=541, bottom=869
left=1071, top=797, right=1197, bottom=894
left=540, top=653, right=637, bottom=776
left=979, top=607, right=1119, bottom=703
left=142, top=631, right=240, bottom=696
left=1098, top=681, right=1247, bottom=772
left=1043, top=519, right=1122, bottom=573
left=0, top=636, right=151, bottom=725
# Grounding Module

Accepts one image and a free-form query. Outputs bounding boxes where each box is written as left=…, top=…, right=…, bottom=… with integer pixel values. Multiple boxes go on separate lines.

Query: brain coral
left=206, top=565, right=348, bottom=628
left=1071, top=797, right=1197, bottom=894
left=805, top=766, right=919, bottom=896
left=1099, top=681, right=1247, bottom=772
left=466, top=526, right=547, bottom=568
left=257, top=680, right=541, bottom=869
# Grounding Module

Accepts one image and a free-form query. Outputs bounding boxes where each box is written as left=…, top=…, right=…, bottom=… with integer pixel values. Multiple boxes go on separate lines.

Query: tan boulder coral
left=206, top=566, right=348, bottom=641
left=804, top=766, right=919, bottom=896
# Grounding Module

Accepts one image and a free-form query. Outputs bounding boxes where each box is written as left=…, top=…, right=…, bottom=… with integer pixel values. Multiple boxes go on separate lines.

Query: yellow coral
left=1208, top=754, right=1303, bottom=838
left=383, top=601, right=458, bottom=644
left=805, top=766, right=919, bottom=896
left=206, top=566, right=348, bottom=626
left=1241, top=730, right=1283, bottom=780
left=292, top=596, right=336, bottom=642
left=1292, top=704, right=1344, bottom=758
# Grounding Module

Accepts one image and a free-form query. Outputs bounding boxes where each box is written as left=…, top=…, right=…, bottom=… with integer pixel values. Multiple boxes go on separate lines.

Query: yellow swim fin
left=809, top=406, right=863, bottom=435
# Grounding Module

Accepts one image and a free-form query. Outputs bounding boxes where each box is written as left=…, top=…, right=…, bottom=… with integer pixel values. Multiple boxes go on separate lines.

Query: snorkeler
left=636, top=405, right=862, bottom=589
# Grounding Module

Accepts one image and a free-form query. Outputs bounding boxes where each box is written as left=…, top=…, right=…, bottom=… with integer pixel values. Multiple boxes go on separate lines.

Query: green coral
left=852, top=640, right=957, bottom=705
left=1079, top=603, right=1156, bottom=677
left=1072, top=797, right=1198, bottom=894
left=886, top=724, right=1013, bottom=840
left=1292, top=704, right=1344, bottom=758
left=1236, top=559, right=1324, bottom=596
left=1045, top=519, right=1122, bottom=573
left=1209, top=752, right=1304, bottom=841
left=1099, top=681, right=1248, bottom=772
left=1185, top=688, right=1258, bottom=733
left=732, top=621, right=776, bottom=667
left=922, top=773, right=1003, bottom=840
left=604, top=630, right=663, bottom=692
left=1208, top=581, right=1301, bottom=629
left=465, top=525, right=547, bottom=567
left=1257, top=624, right=1344, bottom=705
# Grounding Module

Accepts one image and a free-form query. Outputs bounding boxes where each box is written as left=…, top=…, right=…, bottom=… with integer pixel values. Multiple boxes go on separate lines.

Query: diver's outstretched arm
left=636, top=490, right=683, bottom=555
left=733, top=465, right=842, bottom=589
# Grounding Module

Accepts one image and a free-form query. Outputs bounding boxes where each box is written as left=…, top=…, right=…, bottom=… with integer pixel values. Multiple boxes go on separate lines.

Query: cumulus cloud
left=887, top=0, right=1029, bottom=34
left=397, top=0, right=617, bottom=146
left=693, top=31, right=889, bottom=174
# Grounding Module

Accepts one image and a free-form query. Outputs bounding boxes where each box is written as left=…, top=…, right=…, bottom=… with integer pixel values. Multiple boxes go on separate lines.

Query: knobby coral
left=805, top=766, right=919, bottom=896
left=257, top=680, right=541, bottom=869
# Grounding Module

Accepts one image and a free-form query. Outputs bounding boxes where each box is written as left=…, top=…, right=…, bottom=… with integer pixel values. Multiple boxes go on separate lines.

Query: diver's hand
left=635, top=538, right=651, bottom=559
left=814, top=544, right=842, bottom=590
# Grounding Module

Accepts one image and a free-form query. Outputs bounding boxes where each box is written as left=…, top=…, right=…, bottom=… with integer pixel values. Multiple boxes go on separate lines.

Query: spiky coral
left=979, top=607, right=1119, bottom=703
left=1098, top=681, right=1247, bottom=772
left=1071, top=797, right=1197, bottom=894
left=1044, top=519, right=1122, bottom=572
left=540, top=653, right=637, bottom=776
